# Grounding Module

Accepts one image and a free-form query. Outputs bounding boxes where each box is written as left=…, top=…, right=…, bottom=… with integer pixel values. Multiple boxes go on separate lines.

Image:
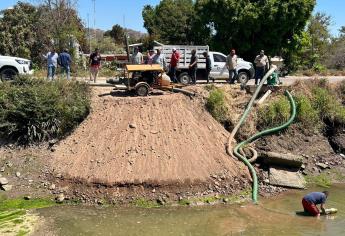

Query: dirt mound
left=51, top=87, right=249, bottom=187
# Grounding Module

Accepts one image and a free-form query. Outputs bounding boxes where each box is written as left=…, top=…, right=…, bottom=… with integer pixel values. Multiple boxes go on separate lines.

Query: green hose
left=233, top=90, right=297, bottom=204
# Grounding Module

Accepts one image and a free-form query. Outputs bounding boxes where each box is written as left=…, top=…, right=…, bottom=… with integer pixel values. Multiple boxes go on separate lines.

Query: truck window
left=213, top=54, right=226, bottom=62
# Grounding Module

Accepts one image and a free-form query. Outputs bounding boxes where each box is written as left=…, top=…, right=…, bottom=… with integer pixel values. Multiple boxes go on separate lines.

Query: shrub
left=295, top=94, right=322, bottom=131
left=206, top=88, right=228, bottom=123
left=0, top=76, right=90, bottom=144
left=257, top=96, right=291, bottom=129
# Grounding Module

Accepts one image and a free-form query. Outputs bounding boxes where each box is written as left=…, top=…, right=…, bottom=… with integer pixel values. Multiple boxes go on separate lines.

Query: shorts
left=302, top=198, right=319, bottom=216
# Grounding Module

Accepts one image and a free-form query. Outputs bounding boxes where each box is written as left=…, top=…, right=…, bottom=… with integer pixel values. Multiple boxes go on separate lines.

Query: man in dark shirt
left=302, top=191, right=329, bottom=216
left=189, top=49, right=198, bottom=84
left=58, top=49, right=72, bottom=80
left=203, top=51, right=212, bottom=83
left=89, top=48, right=101, bottom=83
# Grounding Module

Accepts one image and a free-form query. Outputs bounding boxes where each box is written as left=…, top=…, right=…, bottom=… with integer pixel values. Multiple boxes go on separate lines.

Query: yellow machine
left=118, top=64, right=173, bottom=96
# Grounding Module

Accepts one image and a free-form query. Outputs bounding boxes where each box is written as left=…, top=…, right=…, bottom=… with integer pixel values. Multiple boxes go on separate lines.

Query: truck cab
left=209, top=51, right=254, bottom=83
left=0, top=55, right=33, bottom=81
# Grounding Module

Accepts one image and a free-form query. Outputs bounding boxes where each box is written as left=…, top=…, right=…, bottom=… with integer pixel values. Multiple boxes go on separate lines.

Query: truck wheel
left=0, top=67, right=18, bottom=81
left=135, top=82, right=150, bottom=96
left=237, top=71, right=249, bottom=84
left=178, top=72, right=191, bottom=85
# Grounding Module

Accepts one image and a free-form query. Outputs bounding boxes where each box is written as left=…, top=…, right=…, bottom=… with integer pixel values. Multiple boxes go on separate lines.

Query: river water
left=37, top=184, right=345, bottom=236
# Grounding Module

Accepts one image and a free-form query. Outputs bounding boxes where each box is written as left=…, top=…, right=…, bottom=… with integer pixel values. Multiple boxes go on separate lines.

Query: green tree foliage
left=104, top=24, right=124, bottom=44
left=0, top=1, right=86, bottom=65
left=143, top=0, right=316, bottom=67
left=142, top=0, right=195, bottom=44
left=0, top=2, right=39, bottom=59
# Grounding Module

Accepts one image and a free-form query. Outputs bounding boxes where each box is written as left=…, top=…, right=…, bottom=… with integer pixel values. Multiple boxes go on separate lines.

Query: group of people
left=44, top=48, right=72, bottom=80
left=226, top=49, right=269, bottom=85
left=44, top=47, right=102, bottom=82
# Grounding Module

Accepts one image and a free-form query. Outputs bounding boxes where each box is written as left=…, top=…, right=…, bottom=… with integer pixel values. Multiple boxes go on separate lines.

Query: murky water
left=37, top=185, right=345, bottom=236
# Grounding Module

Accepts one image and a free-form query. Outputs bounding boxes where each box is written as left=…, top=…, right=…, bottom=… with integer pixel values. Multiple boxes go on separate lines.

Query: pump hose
left=233, top=90, right=296, bottom=204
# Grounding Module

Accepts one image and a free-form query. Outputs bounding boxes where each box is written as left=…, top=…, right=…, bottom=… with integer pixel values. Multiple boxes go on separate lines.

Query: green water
left=37, top=185, right=345, bottom=236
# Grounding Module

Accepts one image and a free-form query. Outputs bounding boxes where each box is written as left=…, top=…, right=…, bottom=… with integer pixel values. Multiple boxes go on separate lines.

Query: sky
left=0, top=0, right=344, bottom=36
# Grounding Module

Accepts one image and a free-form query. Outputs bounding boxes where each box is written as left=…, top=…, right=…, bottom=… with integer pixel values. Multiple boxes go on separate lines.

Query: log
left=261, top=151, right=303, bottom=168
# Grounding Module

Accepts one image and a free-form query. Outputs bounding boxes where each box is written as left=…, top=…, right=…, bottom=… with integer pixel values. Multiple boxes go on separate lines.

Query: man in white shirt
left=254, top=50, right=269, bottom=85
left=44, top=48, right=59, bottom=80
left=131, top=47, right=143, bottom=64
left=226, top=49, right=238, bottom=84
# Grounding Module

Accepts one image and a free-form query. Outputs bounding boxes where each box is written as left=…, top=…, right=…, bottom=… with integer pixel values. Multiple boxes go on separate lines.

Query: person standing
left=189, top=49, right=198, bottom=84
left=203, top=51, right=212, bottom=84
left=131, top=47, right=143, bottom=64
left=169, top=48, right=180, bottom=83
left=89, top=48, right=101, bottom=83
left=44, top=48, right=59, bottom=80
left=58, top=49, right=72, bottom=80
left=145, top=49, right=155, bottom=65
left=254, top=50, right=269, bottom=85
left=302, top=191, right=329, bottom=217
left=226, top=49, right=238, bottom=84
left=152, top=49, right=167, bottom=70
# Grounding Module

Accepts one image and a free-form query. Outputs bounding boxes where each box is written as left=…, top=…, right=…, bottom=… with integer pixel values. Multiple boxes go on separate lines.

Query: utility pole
left=92, top=0, right=96, bottom=42
left=87, top=13, right=91, bottom=53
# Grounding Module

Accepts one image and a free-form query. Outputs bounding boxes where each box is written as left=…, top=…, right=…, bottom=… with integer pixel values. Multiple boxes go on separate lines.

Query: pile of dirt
left=50, top=87, right=250, bottom=195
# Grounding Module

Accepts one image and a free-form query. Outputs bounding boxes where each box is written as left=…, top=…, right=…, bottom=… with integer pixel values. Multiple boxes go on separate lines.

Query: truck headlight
left=15, top=59, right=27, bottom=64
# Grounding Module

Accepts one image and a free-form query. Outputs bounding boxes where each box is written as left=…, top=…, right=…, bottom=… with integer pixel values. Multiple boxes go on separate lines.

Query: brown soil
left=46, top=87, right=250, bottom=202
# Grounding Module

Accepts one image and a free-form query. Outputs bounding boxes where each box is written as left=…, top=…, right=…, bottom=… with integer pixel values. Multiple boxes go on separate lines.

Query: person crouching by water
left=89, top=48, right=101, bottom=83
left=302, top=191, right=329, bottom=217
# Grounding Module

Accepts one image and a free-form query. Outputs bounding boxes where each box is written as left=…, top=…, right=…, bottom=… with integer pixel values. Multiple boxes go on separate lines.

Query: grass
left=257, top=79, right=345, bottom=132
left=0, top=76, right=91, bottom=144
left=205, top=87, right=228, bottom=123
left=132, top=198, right=161, bottom=208
left=0, top=196, right=56, bottom=211
left=305, top=173, right=332, bottom=188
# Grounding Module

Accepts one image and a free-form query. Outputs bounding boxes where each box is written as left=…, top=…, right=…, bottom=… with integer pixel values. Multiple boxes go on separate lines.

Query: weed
left=0, top=76, right=90, bottom=144
left=206, top=88, right=228, bottom=122
left=294, top=94, right=322, bottom=131
left=0, top=197, right=56, bottom=211
left=132, top=198, right=161, bottom=208
left=178, top=199, right=191, bottom=206
left=305, top=173, right=332, bottom=188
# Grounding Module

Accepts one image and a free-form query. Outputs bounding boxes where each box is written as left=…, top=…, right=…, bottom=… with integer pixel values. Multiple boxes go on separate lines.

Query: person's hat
left=172, top=48, right=176, bottom=51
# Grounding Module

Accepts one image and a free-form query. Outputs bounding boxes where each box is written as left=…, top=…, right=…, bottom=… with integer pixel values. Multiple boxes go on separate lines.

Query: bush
left=295, top=94, right=322, bottom=131
left=257, top=96, right=291, bottom=129
left=206, top=88, right=228, bottom=123
left=0, top=77, right=90, bottom=144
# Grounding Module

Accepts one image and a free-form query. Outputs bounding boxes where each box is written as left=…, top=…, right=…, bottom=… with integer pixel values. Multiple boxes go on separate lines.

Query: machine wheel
left=0, top=67, right=18, bottom=81
left=178, top=72, right=191, bottom=85
left=135, top=82, right=150, bottom=96
left=237, top=71, right=249, bottom=84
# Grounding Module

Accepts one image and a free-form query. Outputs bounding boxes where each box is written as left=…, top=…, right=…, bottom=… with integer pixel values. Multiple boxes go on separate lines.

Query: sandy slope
left=51, top=87, right=249, bottom=186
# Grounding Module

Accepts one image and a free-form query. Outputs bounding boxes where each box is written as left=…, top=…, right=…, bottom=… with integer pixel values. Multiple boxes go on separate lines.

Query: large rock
left=0, top=177, right=9, bottom=185
left=1, top=185, right=12, bottom=191
left=269, top=166, right=306, bottom=189
left=331, top=132, right=345, bottom=153
left=262, top=151, right=303, bottom=168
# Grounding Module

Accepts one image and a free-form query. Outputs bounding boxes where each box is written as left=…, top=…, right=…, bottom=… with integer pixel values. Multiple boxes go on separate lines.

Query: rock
left=50, top=147, right=56, bottom=152
left=156, top=197, right=165, bottom=205
left=264, top=179, right=270, bottom=184
left=49, top=139, right=58, bottom=146
left=0, top=177, right=9, bottom=185
left=129, top=123, right=137, bottom=129
left=340, top=154, right=345, bottom=159
left=300, top=164, right=306, bottom=170
left=56, top=193, right=65, bottom=203
left=24, top=195, right=31, bottom=200
left=152, top=188, right=156, bottom=193
left=6, top=162, right=13, bottom=167
left=15, top=172, right=21, bottom=177
left=223, top=198, right=229, bottom=203
left=316, top=162, right=329, bottom=169
left=55, top=173, right=62, bottom=179
left=49, top=184, right=56, bottom=190
left=0, top=167, right=5, bottom=172
left=1, top=184, right=12, bottom=191
left=269, top=166, right=306, bottom=189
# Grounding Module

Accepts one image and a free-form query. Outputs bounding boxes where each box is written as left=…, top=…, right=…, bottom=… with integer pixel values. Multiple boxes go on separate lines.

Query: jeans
left=61, top=65, right=70, bottom=80
left=47, top=65, right=56, bottom=80
left=169, top=66, right=178, bottom=83
left=189, top=67, right=197, bottom=84
left=229, top=69, right=237, bottom=83
left=206, top=70, right=211, bottom=83
left=255, top=67, right=265, bottom=85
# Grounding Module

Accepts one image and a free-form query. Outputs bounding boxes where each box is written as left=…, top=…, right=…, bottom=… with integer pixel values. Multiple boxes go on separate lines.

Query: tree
left=142, top=0, right=195, bottom=44
left=194, top=0, right=316, bottom=61
left=0, top=2, right=39, bottom=59
left=104, top=24, right=124, bottom=44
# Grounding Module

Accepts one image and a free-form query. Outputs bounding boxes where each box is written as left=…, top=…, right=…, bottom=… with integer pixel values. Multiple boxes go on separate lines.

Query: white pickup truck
left=154, top=45, right=254, bottom=84
left=0, top=55, right=33, bottom=81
